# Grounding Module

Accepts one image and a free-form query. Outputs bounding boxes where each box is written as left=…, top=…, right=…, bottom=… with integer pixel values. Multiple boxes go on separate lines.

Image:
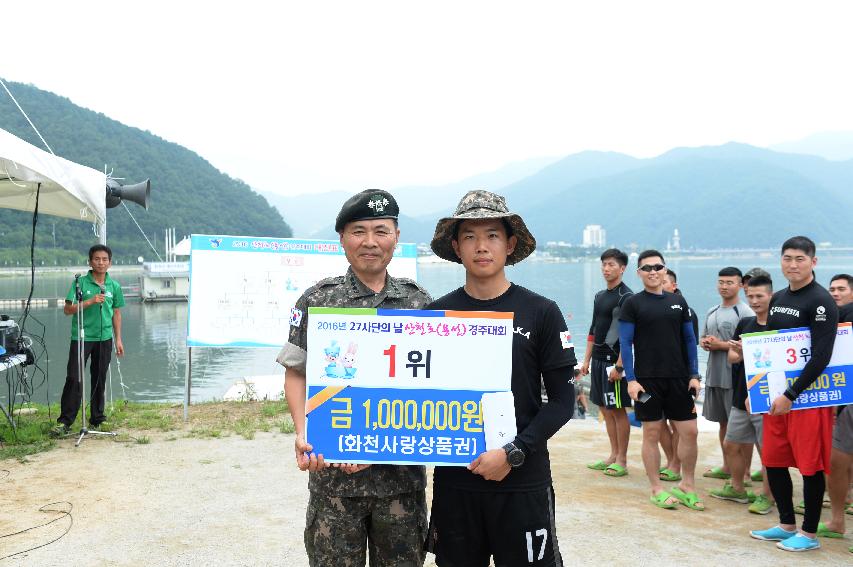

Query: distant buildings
left=665, top=228, right=681, bottom=252
left=582, top=224, right=606, bottom=248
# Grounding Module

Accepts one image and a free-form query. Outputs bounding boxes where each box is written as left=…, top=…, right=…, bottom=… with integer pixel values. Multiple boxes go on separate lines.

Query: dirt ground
left=2, top=419, right=849, bottom=566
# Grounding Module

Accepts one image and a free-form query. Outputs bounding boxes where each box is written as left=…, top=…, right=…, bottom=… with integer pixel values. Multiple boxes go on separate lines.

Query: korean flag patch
left=559, top=331, right=574, bottom=350
left=290, top=308, right=304, bottom=327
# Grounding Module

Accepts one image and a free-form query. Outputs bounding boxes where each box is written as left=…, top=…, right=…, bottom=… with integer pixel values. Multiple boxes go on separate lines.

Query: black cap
left=334, top=189, right=399, bottom=232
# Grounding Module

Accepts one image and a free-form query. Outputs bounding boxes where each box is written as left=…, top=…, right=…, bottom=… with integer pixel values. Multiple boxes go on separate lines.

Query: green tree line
left=0, top=80, right=292, bottom=264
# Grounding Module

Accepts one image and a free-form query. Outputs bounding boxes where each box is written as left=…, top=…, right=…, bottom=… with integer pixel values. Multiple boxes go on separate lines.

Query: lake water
left=2, top=254, right=851, bottom=406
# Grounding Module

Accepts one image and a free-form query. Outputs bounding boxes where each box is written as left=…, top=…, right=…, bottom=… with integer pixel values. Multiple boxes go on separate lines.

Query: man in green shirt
left=53, top=244, right=125, bottom=435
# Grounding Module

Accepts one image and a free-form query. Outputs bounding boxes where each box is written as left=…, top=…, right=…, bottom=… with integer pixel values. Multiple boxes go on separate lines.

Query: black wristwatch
left=502, top=442, right=525, bottom=468
left=614, top=365, right=624, bottom=373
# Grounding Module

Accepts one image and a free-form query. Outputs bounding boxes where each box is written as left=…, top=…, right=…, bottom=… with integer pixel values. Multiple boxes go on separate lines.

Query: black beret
left=334, top=189, right=400, bottom=232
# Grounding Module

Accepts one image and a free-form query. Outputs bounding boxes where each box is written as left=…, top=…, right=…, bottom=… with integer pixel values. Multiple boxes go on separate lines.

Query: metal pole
left=102, top=216, right=112, bottom=412
left=76, top=275, right=86, bottom=431
left=183, top=346, right=192, bottom=422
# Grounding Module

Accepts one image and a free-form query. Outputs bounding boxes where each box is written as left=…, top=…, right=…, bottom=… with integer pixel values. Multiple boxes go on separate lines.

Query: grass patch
left=279, top=416, right=296, bottom=434
left=187, top=427, right=224, bottom=439
left=261, top=401, right=288, bottom=417
left=1, top=399, right=292, bottom=461
left=109, top=401, right=176, bottom=431
left=234, top=418, right=256, bottom=440
left=0, top=404, right=59, bottom=461
left=1, top=439, right=55, bottom=462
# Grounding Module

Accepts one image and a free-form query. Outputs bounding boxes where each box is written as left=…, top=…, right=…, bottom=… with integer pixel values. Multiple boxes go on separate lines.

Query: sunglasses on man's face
left=639, top=263, right=666, bottom=273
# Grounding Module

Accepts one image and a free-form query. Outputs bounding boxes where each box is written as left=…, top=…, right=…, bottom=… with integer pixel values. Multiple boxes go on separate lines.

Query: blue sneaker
left=776, top=533, right=820, bottom=552
left=749, top=526, right=797, bottom=541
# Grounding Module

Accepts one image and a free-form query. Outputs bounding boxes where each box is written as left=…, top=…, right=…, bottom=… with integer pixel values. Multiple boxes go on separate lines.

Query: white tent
left=0, top=127, right=106, bottom=225
left=171, top=236, right=191, bottom=257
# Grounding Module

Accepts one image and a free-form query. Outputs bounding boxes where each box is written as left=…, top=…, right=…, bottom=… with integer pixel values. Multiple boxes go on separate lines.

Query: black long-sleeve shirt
left=428, top=284, right=576, bottom=491
left=767, top=278, right=839, bottom=398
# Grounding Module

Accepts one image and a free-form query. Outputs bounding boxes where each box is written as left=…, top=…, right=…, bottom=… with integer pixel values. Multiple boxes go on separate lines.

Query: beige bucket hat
left=430, top=190, right=536, bottom=266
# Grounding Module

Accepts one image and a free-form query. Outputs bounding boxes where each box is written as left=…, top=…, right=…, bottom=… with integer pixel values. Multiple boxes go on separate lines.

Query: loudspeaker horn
left=106, top=178, right=150, bottom=210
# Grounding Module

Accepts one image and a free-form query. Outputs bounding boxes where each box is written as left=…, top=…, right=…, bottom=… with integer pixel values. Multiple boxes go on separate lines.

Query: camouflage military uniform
left=277, top=266, right=432, bottom=567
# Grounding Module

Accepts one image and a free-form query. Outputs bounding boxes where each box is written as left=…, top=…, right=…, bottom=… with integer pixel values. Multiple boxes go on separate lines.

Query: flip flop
left=659, top=468, right=682, bottom=482
left=702, top=466, right=731, bottom=480
left=816, top=522, right=844, bottom=539
left=670, top=486, right=705, bottom=511
left=587, top=460, right=609, bottom=471
left=604, top=464, right=628, bottom=477
left=650, top=491, right=678, bottom=509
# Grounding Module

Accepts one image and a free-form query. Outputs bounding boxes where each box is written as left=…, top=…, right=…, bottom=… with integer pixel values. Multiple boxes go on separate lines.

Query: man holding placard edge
left=277, top=189, right=432, bottom=567
left=424, top=190, right=576, bottom=567
left=818, top=274, right=852, bottom=546
left=749, top=236, right=838, bottom=552
left=714, top=274, right=775, bottom=514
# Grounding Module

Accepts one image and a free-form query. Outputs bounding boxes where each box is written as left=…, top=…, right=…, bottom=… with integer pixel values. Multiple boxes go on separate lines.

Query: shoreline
left=0, top=265, right=142, bottom=277
left=2, top=245, right=852, bottom=277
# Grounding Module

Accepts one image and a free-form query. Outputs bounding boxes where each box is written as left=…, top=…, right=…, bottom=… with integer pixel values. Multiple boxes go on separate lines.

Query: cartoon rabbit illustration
left=761, top=347, right=772, bottom=368
left=323, top=341, right=345, bottom=378
left=752, top=348, right=763, bottom=368
left=343, top=342, right=358, bottom=378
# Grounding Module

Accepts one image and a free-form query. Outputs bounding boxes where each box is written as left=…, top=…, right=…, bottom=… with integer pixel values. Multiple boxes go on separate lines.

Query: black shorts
left=426, top=484, right=562, bottom=567
left=633, top=378, right=697, bottom=422
left=589, top=358, right=632, bottom=410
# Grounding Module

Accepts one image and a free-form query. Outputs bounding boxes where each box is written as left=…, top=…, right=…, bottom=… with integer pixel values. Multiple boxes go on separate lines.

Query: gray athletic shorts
left=724, top=407, right=763, bottom=448
left=833, top=407, right=853, bottom=454
left=702, top=385, right=733, bottom=423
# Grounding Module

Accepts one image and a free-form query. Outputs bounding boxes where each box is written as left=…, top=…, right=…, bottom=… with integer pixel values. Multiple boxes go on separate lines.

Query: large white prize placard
left=187, top=235, right=418, bottom=348
left=305, top=308, right=514, bottom=466
left=743, top=322, right=852, bottom=413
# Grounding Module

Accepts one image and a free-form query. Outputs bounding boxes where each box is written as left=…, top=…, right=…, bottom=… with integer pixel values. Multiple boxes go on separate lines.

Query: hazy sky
left=4, top=1, right=853, bottom=196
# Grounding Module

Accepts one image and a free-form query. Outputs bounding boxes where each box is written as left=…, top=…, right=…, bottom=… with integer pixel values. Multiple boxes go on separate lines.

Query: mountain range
left=290, top=142, right=853, bottom=250
left=3, top=79, right=851, bottom=258
left=261, top=156, right=557, bottom=239
left=0, top=80, right=291, bottom=264
left=770, top=131, right=853, bottom=161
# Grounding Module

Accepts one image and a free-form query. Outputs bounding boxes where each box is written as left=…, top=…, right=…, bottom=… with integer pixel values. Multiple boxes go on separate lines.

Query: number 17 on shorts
left=526, top=528, right=548, bottom=563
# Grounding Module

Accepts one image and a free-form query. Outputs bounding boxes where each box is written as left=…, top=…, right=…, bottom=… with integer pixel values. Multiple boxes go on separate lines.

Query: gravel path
left=2, top=420, right=849, bottom=565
